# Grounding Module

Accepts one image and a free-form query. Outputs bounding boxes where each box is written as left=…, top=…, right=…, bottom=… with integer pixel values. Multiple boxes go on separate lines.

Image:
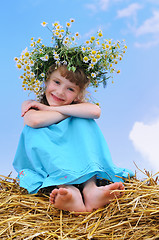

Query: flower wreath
left=14, top=18, right=127, bottom=100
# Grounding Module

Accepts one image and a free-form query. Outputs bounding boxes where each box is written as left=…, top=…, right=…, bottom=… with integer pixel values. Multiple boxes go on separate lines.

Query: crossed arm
left=22, top=100, right=101, bottom=128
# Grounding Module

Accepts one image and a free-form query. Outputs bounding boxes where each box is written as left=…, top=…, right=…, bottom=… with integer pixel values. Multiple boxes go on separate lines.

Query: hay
left=0, top=171, right=159, bottom=240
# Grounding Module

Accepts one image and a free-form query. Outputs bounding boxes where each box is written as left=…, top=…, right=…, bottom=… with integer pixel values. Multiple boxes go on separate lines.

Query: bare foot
left=83, top=182, right=125, bottom=212
left=49, top=185, right=86, bottom=212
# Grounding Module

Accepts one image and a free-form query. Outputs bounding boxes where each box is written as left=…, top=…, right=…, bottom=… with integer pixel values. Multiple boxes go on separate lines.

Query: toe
left=59, top=188, right=68, bottom=195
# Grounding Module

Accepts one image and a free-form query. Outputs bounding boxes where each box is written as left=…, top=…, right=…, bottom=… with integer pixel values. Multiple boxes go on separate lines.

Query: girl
left=13, top=64, right=134, bottom=212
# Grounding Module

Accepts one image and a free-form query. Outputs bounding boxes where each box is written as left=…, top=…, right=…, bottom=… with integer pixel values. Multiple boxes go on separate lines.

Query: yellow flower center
left=84, top=56, right=88, bottom=61
left=66, top=22, right=71, bottom=27
left=25, top=52, right=29, bottom=57
left=92, top=58, right=97, bottom=62
left=92, top=50, right=96, bottom=55
left=17, top=64, right=22, bottom=69
left=26, top=65, right=30, bottom=70
left=98, top=33, right=103, bottom=37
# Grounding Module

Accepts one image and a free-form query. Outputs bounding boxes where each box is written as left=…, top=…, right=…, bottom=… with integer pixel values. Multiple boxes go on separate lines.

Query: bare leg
left=83, top=177, right=125, bottom=212
left=49, top=185, right=86, bottom=212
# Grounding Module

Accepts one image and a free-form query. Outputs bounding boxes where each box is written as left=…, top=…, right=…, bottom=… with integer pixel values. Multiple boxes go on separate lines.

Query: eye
left=54, top=80, right=60, bottom=85
left=68, top=87, right=74, bottom=92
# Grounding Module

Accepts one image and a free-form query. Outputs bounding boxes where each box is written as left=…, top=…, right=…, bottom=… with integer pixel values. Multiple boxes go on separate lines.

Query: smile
left=51, top=93, right=64, bottom=102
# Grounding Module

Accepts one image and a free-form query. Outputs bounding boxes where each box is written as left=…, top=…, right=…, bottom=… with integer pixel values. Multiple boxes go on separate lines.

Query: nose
left=56, top=86, right=65, bottom=98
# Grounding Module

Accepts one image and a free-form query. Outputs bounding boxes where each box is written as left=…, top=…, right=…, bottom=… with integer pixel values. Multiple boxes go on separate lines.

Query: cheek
left=69, top=92, right=79, bottom=101
left=45, top=82, right=54, bottom=92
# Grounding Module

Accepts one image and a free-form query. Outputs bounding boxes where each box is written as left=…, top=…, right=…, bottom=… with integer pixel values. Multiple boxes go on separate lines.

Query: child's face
left=45, top=69, right=81, bottom=106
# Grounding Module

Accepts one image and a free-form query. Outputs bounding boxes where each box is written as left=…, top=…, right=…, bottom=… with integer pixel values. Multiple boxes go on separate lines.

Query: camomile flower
left=98, top=32, right=103, bottom=37
left=81, top=47, right=86, bottom=52
left=54, top=54, right=60, bottom=61
left=26, top=65, right=30, bottom=70
left=70, top=18, right=75, bottom=23
left=53, top=50, right=57, bottom=55
left=35, top=86, right=40, bottom=92
left=16, top=64, right=22, bottom=69
left=44, top=55, right=49, bottom=61
left=96, top=54, right=101, bottom=60
left=37, top=38, right=42, bottom=43
left=75, top=32, right=80, bottom=37
left=63, top=40, right=68, bottom=45
left=29, top=60, right=34, bottom=66
left=40, top=73, right=45, bottom=78
left=56, top=25, right=61, bottom=30
left=54, top=31, right=60, bottom=36
left=88, top=63, right=94, bottom=69
left=55, top=60, right=61, bottom=65
left=91, top=72, right=96, bottom=78
left=83, top=56, right=89, bottom=63
left=30, top=43, right=35, bottom=47
left=58, top=34, right=63, bottom=39
left=52, top=21, right=59, bottom=27
left=41, top=22, right=48, bottom=27
left=91, top=50, right=96, bottom=55
left=62, top=60, right=67, bottom=65
left=91, top=58, right=97, bottom=64
left=24, top=52, right=30, bottom=57
left=40, top=55, right=49, bottom=61
left=66, top=22, right=71, bottom=28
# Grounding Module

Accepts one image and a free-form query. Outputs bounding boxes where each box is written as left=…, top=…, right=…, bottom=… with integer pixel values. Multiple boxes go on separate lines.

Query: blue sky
left=1, top=0, right=159, bottom=179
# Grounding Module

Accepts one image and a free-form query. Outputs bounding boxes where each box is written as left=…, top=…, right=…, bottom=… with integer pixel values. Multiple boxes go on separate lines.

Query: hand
left=21, top=100, right=50, bottom=117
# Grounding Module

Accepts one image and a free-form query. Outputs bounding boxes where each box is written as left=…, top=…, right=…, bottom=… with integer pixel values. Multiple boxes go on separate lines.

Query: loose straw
left=0, top=172, right=158, bottom=239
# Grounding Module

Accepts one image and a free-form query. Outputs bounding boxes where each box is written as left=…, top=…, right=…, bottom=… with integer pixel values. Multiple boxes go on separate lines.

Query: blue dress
left=13, top=117, right=134, bottom=194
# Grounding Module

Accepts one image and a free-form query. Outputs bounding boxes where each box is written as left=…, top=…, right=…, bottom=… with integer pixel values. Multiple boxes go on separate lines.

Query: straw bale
left=0, top=171, right=159, bottom=240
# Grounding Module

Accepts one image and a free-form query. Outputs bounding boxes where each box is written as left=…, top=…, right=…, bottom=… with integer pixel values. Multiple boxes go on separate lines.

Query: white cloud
left=85, top=0, right=110, bottom=12
left=85, top=3, right=97, bottom=13
left=129, top=120, right=159, bottom=172
left=136, top=10, right=159, bottom=36
left=99, top=0, right=110, bottom=11
left=134, top=38, right=159, bottom=48
left=146, top=0, right=159, bottom=4
left=117, top=3, right=143, bottom=18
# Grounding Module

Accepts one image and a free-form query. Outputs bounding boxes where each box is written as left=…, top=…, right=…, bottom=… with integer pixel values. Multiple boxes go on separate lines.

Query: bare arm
left=49, top=102, right=101, bottom=119
left=22, top=100, right=101, bottom=128
left=23, top=109, right=68, bottom=128
left=22, top=100, right=68, bottom=128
